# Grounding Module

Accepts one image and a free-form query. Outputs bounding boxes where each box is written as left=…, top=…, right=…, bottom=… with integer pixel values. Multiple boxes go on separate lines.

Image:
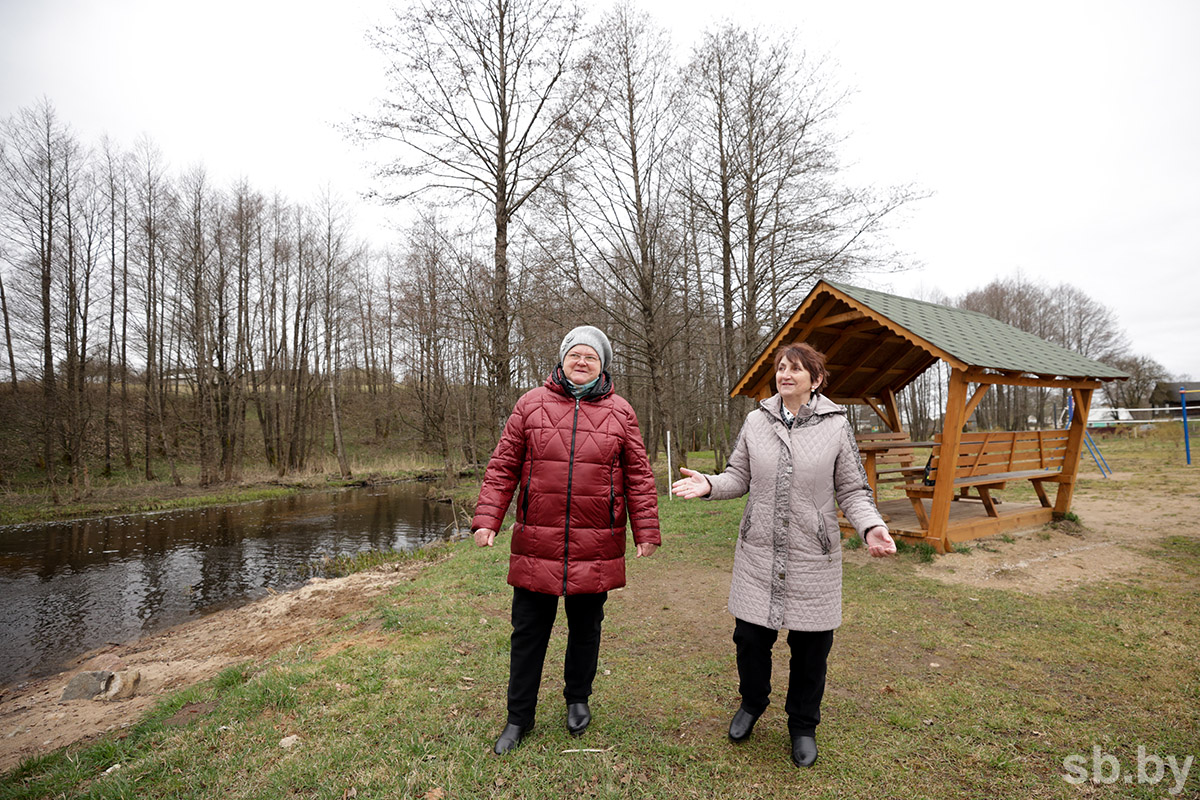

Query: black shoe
left=493, top=722, right=531, bottom=755
left=566, top=702, right=591, bottom=736
left=728, top=706, right=760, bottom=742
left=791, top=734, right=818, bottom=767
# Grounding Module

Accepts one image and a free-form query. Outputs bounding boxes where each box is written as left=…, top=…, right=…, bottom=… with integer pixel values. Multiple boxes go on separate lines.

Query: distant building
left=1149, top=381, right=1200, bottom=416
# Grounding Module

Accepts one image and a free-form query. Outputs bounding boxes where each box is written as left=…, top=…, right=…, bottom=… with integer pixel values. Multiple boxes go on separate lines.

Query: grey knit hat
left=559, top=325, right=612, bottom=371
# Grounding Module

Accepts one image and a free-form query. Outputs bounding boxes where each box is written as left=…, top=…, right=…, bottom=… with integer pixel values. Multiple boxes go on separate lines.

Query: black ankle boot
left=728, top=706, right=761, bottom=742
left=791, top=734, right=818, bottom=767
left=566, top=702, right=591, bottom=736
left=493, top=722, right=531, bottom=755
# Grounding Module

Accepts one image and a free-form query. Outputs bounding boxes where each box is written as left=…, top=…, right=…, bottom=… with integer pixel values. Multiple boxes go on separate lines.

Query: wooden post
left=1054, top=387, right=1092, bottom=514
left=928, top=368, right=969, bottom=552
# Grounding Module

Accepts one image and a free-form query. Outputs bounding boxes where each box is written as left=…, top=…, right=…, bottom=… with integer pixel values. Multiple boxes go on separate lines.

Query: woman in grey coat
left=672, top=342, right=896, bottom=768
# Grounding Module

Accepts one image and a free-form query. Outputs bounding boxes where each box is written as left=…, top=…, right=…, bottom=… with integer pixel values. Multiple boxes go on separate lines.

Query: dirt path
left=3, top=471, right=1197, bottom=773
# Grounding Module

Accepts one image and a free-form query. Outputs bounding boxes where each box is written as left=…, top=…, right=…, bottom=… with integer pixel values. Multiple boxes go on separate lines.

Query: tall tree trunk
left=0, top=271, right=16, bottom=392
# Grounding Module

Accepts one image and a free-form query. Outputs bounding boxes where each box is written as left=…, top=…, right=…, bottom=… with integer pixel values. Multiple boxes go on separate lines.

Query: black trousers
left=506, top=586, right=607, bottom=727
left=733, top=617, right=834, bottom=737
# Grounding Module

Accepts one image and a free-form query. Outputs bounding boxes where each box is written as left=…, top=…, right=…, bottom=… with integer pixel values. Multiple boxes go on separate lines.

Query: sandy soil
left=878, top=475, right=1198, bottom=594
left=0, top=558, right=435, bottom=772
left=3, top=469, right=1197, bottom=773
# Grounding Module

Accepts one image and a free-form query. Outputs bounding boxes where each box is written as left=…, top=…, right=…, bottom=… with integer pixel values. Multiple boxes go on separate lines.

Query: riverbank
left=4, top=436, right=1199, bottom=797
left=0, top=465, right=452, bottom=527
left=0, top=547, right=449, bottom=773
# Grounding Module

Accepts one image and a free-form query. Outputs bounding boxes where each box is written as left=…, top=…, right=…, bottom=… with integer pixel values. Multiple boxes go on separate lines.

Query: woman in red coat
left=473, top=325, right=661, bottom=755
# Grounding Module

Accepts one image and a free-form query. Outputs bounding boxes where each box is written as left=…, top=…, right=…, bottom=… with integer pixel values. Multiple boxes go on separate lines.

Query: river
left=0, top=484, right=459, bottom=686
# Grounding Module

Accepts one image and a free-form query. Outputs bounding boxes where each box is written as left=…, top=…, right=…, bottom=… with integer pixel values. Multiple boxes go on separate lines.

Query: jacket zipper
left=563, top=397, right=581, bottom=595
left=609, top=457, right=616, bottom=534
left=520, top=470, right=531, bottom=531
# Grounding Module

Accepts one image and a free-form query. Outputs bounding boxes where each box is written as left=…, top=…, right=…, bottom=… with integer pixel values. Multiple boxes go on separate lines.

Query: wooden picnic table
left=856, top=438, right=936, bottom=497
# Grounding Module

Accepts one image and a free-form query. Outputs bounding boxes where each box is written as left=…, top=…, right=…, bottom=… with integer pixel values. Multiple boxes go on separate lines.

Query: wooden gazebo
left=733, top=281, right=1129, bottom=552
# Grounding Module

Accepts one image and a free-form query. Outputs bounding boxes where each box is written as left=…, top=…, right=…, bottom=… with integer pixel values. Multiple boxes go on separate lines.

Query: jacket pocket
left=738, top=496, right=756, bottom=542
left=520, top=472, right=532, bottom=529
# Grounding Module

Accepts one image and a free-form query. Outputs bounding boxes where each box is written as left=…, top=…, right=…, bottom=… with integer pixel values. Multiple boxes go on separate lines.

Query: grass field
left=1, top=434, right=1197, bottom=799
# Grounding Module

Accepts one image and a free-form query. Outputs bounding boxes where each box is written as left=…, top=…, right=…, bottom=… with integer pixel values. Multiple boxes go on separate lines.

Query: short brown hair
left=772, top=343, right=828, bottom=393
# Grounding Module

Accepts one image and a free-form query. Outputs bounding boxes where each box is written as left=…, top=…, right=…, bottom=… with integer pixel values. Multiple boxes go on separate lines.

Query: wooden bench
left=903, top=430, right=1070, bottom=529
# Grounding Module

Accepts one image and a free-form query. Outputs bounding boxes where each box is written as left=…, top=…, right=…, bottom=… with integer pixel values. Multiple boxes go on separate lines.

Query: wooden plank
left=906, top=468, right=1059, bottom=494
left=944, top=507, right=1055, bottom=543
left=856, top=432, right=910, bottom=442
left=946, top=456, right=1063, bottom=475
left=861, top=496, right=1057, bottom=551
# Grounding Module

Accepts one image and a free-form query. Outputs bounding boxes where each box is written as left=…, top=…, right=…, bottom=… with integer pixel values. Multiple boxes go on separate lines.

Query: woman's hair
left=772, top=343, right=828, bottom=393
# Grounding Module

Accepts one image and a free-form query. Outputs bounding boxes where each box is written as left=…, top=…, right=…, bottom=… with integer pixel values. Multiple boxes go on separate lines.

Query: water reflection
left=0, top=484, right=458, bottom=685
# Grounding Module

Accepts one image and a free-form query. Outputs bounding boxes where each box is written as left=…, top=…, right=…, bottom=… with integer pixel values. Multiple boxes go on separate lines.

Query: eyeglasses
left=565, top=353, right=600, bottom=365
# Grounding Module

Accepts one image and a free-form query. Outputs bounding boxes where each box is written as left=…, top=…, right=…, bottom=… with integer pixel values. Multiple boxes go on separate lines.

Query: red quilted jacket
left=472, top=367, right=661, bottom=595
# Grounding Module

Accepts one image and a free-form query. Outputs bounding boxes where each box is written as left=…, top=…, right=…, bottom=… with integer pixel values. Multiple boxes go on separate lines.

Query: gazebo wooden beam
left=823, top=319, right=884, bottom=361
left=826, top=337, right=890, bottom=396
left=859, top=388, right=902, bottom=431
left=815, top=310, right=867, bottom=328
left=895, top=357, right=939, bottom=391
left=863, top=397, right=890, bottom=427
left=963, top=367, right=1102, bottom=391
left=795, top=296, right=843, bottom=342
left=731, top=294, right=843, bottom=398
left=860, top=350, right=921, bottom=397
left=963, top=384, right=990, bottom=421
left=883, top=388, right=902, bottom=432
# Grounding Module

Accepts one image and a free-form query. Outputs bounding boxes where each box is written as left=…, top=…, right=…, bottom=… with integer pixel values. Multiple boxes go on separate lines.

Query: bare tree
left=132, top=136, right=181, bottom=485
left=316, top=190, right=353, bottom=479
left=0, top=100, right=68, bottom=476
left=547, top=2, right=689, bottom=470
left=360, top=0, right=601, bottom=437
left=59, top=133, right=104, bottom=495
left=1052, top=283, right=1127, bottom=364
left=99, top=136, right=130, bottom=474
left=0, top=269, right=14, bottom=393
left=394, top=214, right=455, bottom=470
left=1104, top=354, right=1166, bottom=413
left=685, top=24, right=743, bottom=445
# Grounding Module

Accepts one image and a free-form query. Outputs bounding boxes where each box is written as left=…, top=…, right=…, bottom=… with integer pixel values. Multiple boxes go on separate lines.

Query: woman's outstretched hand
left=474, top=528, right=496, bottom=547
left=671, top=467, right=711, bottom=499
left=863, top=526, right=897, bottom=557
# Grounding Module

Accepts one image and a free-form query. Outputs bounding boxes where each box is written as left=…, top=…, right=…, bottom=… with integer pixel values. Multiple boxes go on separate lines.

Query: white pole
left=666, top=430, right=672, bottom=500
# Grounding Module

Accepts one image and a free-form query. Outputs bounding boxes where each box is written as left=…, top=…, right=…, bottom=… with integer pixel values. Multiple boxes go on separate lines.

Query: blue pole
left=1083, top=433, right=1106, bottom=476
left=1089, top=431, right=1113, bottom=477
left=1180, top=388, right=1190, bottom=465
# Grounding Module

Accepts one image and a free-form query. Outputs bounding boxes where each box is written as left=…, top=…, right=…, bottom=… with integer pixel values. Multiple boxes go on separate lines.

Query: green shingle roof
left=827, top=282, right=1129, bottom=380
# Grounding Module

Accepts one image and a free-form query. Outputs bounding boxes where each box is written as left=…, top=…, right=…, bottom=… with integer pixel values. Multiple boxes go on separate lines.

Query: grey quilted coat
left=704, top=393, right=886, bottom=631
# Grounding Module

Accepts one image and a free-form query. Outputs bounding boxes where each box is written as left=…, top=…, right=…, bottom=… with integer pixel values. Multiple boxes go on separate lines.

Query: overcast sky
left=2, top=0, right=1197, bottom=383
